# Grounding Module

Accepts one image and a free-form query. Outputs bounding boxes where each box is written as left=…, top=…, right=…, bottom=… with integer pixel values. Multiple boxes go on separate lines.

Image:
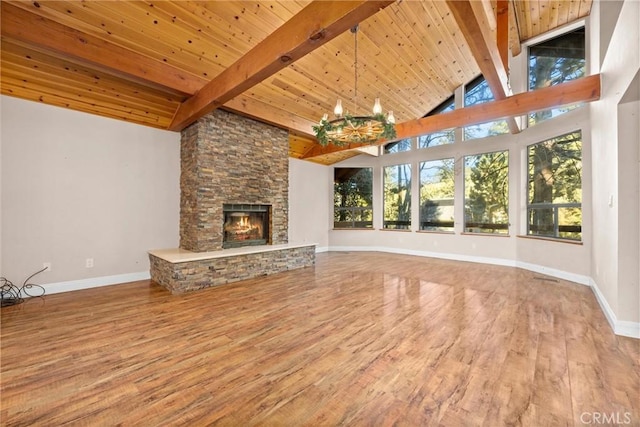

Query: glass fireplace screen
left=222, top=204, right=270, bottom=248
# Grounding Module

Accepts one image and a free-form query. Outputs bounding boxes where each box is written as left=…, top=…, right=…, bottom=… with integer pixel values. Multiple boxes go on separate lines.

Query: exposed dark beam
left=302, top=74, right=601, bottom=159
left=0, top=2, right=206, bottom=96
left=446, top=0, right=520, bottom=134
left=168, top=0, right=395, bottom=132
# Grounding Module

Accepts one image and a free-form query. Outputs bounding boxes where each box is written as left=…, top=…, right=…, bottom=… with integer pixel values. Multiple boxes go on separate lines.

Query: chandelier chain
left=353, top=25, right=358, bottom=113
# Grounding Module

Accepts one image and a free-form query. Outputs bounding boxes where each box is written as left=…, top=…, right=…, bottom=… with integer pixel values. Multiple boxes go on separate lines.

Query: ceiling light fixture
left=313, top=25, right=396, bottom=147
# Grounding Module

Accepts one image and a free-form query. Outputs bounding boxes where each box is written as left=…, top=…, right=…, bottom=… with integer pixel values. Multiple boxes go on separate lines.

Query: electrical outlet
left=43, top=262, right=52, bottom=272
left=85, top=258, right=94, bottom=268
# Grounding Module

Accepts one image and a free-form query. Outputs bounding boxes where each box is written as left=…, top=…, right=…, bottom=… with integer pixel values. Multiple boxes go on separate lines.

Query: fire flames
left=224, top=213, right=262, bottom=241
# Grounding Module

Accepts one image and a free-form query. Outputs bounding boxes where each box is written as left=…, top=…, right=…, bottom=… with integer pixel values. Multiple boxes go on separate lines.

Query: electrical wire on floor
left=1, top=266, right=47, bottom=307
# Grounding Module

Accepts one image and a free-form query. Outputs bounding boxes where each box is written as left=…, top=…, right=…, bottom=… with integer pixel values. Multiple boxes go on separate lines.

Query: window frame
left=463, top=149, right=510, bottom=235
left=333, top=167, right=374, bottom=229
left=525, top=131, right=583, bottom=241
left=383, top=163, right=412, bottom=230
left=384, top=138, right=413, bottom=154
left=416, top=96, right=456, bottom=149
left=526, top=25, right=586, bottom=126
left=463, top=76, right=510, bottom=141
left=419, top=158, right=455, bottom=232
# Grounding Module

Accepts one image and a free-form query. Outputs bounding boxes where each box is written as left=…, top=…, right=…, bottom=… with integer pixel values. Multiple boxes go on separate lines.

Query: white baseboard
left=330, top=245, right=592, bottom=284
left=516, top=260, right=591, bottom=286
left=329, top=245, right=517, bottom=267
left=590, top=278, right=640, bottom=339
left=38, top=271, right=151, bottom=295
left=315, top=246, right=329, bottom=253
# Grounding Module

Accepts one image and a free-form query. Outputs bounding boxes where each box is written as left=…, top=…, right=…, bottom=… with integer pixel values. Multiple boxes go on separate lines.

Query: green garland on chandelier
left=313, top=113, right=397, bottom=147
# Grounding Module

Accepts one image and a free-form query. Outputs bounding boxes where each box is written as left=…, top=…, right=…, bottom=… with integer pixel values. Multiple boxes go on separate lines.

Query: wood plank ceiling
left=1, top=1, right=592, bottom=165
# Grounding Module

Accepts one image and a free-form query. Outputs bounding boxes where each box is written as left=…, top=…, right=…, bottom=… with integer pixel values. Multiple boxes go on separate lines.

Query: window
left=464, top=76, right=509, bottom=140
left=419, top=159, right=455, bottom=231
left=383, top=163, right=411, bottom=229
left=529, top=27, right=585, bottom=125
left=418, top=129, right=455, bottom=148
left=527, top=131, right=582, bottom=240
left=464, top=151, right=509, bottom=234
left=384, top=138, right=412, bottom=154
left=419, top=97, right=455, bottom=148
left=334, top=167, right=373, bottom=228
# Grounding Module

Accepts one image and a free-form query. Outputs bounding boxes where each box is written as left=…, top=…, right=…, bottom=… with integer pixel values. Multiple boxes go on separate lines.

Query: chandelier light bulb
left=334, top=99, right=343, bottom=117
left=372, top=98, right=382, bottom=115
left=387, top=111, right=395, bottom=124
left=321, top=113, right=328, bottom=123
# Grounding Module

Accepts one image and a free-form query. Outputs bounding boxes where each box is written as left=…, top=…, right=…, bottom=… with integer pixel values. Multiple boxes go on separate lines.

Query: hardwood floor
left=1, top=252, right=638, bottom=426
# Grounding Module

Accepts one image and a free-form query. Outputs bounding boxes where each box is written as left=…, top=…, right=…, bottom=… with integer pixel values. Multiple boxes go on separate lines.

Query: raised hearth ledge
left=148, top=243, right=316, bottom=263
left=148, top=243, right=317, bottom=293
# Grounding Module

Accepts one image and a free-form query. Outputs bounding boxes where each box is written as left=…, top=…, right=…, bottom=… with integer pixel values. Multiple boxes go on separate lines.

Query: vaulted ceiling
left=1, top=1, right=593, bottom=165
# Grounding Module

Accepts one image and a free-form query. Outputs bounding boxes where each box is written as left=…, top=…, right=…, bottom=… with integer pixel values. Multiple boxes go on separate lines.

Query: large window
left=419, top=97, right=455, bottom=148
left=529, top=27, right=585, bottom=125
left=464, top=77, right=509, bottom=140
left=384, top=138, right=412, bottom=154
left=464, top=151, right=509, bottom=234
left=334, top=167, right=373, bottom=228
left=419, top=159, right=455, bottom=232
left=527, top=131, right=582, bottom=240
left=383, top=163, right=411, bottom=229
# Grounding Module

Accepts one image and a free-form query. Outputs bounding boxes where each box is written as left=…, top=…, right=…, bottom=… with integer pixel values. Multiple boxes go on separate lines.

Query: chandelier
left=313, top=25, right=396, bottom=147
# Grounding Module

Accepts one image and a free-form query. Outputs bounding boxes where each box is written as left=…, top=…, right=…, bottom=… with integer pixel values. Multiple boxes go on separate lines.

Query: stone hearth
left=149, top=244, right=315, bottom=294
left=149, top=110, right=315, bottom=293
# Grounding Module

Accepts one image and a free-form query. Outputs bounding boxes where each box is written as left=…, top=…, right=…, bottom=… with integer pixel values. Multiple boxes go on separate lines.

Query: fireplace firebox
left=222, top=204, right=270, bottom=248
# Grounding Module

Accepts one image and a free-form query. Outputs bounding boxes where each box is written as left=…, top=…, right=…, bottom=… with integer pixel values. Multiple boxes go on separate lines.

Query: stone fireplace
left=149, top=109, right=315, bottom=294
left=178, top=109, right=288, bottom=252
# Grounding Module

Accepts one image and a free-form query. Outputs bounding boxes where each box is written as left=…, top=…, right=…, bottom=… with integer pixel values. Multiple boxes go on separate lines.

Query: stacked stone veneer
left=150, top=109, right=315, bottom=294
left=180, top=109, right=289, bottom=251
left=150, top=246, right=315, bottom=294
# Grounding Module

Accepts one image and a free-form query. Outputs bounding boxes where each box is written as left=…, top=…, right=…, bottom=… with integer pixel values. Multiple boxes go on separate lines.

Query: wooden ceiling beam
left=446, top=0, right=520, bottom=134
left=509, top=0, right=523, bottom=56
left=223, top=95, right=316, bottom=137
left=302, top=74, right=600, bottom=159
left=0, top=2, right=206, bottom=96
left=497, top=0, right=510, bottom=70
left=168, top=0, right=395, bottom=132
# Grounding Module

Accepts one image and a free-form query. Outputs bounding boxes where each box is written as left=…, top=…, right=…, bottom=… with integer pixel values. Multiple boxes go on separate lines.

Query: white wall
left=617, top=98, right=639, bottom=324
left=288, top=158, right=330, bottom=250
left=1, top=96, right=181, bottom=292
left=589, top=0, right=640, bottom=335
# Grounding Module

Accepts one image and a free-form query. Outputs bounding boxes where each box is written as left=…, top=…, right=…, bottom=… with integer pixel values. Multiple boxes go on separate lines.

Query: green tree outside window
left=384, top=164, right=411, bottom=229
left=464, top=151, right=509, bottom=234
left=334, top=168, right=373, bottom=229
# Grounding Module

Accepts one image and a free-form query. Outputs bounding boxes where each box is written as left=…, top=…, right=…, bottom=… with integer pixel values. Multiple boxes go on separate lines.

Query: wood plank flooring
left=1, top=252, right=638, bottom=426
